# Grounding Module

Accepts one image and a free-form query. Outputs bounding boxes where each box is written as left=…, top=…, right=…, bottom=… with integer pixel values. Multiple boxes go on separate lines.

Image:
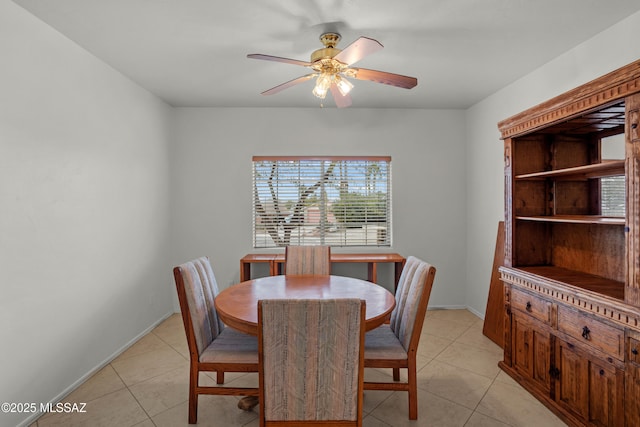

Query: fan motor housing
left=311, top=32, right=342, bottom=62
left=310, top=47, right=341, bottom=62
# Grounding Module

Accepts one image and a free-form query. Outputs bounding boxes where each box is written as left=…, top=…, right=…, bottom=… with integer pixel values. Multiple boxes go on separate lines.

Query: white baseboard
left=428, top=304, right=486, bottom=320
left=427, top=304, right=467, bottom=310
left=465, top=306, right=485, bottom=320
left=17, top=310, right=175, bottom=427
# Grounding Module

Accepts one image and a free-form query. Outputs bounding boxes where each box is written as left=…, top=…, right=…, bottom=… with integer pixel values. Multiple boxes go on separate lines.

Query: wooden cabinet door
left=555, top=339, right=624, bottom=427
left=587, top=358, right=623, bottom=427
left=556, top=340, right=589, bottom=420
left=625, top=363, right=640, bottom=427
left=512, top=314, right=551, bottom=393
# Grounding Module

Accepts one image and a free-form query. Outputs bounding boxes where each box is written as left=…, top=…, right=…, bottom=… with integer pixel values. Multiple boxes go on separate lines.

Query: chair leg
left=188, top=364, right=199, bottom=424
left=393, top=368, right=400, bottom=381
left=217, top=371, right=225, bottom=384
left=407, top=358, right=418, bottom=420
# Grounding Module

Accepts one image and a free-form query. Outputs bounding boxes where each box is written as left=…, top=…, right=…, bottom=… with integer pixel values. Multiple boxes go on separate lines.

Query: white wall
left=0, top=3, right=173, bottom=426
left=464, top=10, right=640, bottom=316
left=170, top=107, right=468, bottom=306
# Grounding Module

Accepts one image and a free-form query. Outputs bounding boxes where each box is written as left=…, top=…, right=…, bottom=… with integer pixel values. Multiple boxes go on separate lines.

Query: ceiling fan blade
left=333, top=37, right=383, bottom=66
left=247, top=54, right=311, bottom=67
left=350, top=67, right=418, bottom=89
left=330, top=84, right=352, bottom=108
left=260, top=74, right=317, bottom=95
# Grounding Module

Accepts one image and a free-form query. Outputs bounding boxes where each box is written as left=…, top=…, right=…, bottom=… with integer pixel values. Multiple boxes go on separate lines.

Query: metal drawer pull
left=582, top=326, right=591, bottom=340
left=632, top=348, right=638, bottom=356
left=526, top=302, right=532, bottom=312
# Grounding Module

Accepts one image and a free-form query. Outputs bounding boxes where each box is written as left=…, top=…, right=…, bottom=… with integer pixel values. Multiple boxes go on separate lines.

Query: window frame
left=252, top=155, right=392, bottom=248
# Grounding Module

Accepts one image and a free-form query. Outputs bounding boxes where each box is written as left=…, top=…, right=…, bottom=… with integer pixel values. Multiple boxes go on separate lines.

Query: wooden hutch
left=498, top=59, right=640, bottom=426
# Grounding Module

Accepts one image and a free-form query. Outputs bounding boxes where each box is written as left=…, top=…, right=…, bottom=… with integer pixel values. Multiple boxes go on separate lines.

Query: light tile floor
left=31, top=309, right=567, bottom=427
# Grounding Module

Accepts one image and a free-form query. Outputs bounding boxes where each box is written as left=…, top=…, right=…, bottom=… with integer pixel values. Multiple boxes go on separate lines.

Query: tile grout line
left=418, top=320, right=517, bottom=426
left=108, top=364, right=156, bottom=427
left=455, top=320, right=518, bottom=427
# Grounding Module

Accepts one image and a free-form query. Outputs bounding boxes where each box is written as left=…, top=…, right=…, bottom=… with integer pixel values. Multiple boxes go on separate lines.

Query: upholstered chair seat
left=362, top=326, right=408, bottom=360
left=198, top=327, right=258, bottom=364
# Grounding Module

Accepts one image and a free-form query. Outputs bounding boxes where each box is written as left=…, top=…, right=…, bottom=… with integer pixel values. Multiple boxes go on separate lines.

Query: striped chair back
left=389, top=256, right=436, bottom=351
left=258, top=298, right=365, bottom=426
left=174, top=257, right=225, bottom=356
left=285, top=245, right=331, bottom=275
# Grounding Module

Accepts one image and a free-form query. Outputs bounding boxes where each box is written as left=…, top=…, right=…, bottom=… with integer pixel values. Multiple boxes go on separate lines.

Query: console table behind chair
left=240, top=252, right=406, bottom=290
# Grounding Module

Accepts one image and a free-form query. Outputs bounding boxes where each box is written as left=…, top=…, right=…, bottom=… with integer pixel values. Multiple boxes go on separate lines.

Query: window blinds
left=252, top=156, right=391, bottom=248
left=601, top=176, right=625, bottom=217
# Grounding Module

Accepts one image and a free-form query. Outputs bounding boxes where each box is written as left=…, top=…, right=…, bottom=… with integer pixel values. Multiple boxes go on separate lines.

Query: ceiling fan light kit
left=248, top=32, right=417, bottom=108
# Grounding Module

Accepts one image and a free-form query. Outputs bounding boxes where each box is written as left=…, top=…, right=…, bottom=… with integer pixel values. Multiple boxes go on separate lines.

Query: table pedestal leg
left=238, top=396, right=259, bottom=411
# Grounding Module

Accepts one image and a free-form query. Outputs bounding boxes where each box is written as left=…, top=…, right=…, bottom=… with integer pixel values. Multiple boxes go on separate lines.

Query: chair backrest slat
left=285, top=246, right=331, bottom=275
left=258, top=298, right=364, bottom=424
left=174, top=257, right=225, bottom=356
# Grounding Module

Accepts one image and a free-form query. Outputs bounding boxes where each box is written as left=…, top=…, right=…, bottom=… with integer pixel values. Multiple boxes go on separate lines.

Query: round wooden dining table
left=214, top=274, right=396, bottom=335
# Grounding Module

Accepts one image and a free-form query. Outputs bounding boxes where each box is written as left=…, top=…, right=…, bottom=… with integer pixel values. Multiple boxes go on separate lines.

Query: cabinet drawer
left=557, top=307, right=623, bottom=360
left=511, top=288, right=552, bottom=325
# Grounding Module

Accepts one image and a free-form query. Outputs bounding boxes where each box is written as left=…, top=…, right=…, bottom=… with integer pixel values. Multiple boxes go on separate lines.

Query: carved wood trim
left=500, top=267, right=640, bottom=331
left=498, top=59, right=640, bottom=139
left=627, top=94, right=640, bottom=307
left=503, top=139, right=514, bottom=267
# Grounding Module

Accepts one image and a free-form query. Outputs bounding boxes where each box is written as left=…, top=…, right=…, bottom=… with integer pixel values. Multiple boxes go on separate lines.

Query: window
left=252, top=156, right=391, bottom=248
left=600, top=133, right=625, bottom=217
left=601, top=176, right=625, bottom=217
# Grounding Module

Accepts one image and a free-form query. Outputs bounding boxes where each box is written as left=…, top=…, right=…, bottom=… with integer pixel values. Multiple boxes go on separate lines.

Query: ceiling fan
left=247, top=32, right=418, bottom=108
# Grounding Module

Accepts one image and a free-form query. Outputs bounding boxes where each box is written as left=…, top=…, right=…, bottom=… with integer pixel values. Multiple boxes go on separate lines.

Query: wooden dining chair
left=258, top=298, right=366, bottom=427
left=363, top=256, right=436, bottom=420
left=173, top=257, right=259, bottom=424
left=284, top=245, right=331, bottom=275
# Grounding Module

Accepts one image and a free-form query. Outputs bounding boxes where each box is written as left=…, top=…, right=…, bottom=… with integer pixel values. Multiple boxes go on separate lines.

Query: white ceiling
left=13, top=0, right=640, bottom=109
